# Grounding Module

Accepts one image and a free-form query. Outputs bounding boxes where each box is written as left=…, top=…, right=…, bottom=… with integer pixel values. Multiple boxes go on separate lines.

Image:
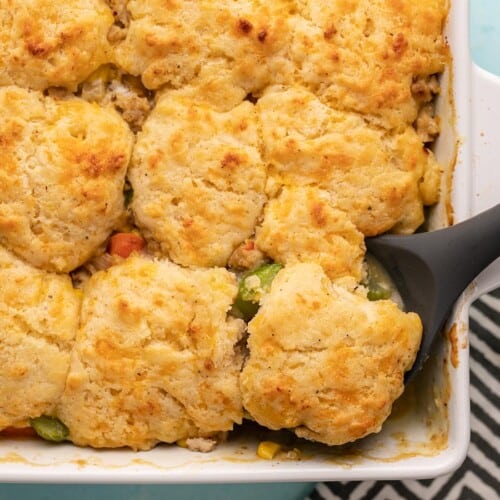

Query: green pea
left=365, top=255, right=392, bottom=301
left=367, top=285, right=392, bottom=301
left=29, top=415, right=69, bottom=443
left=234, top=263, right=283, bottom=321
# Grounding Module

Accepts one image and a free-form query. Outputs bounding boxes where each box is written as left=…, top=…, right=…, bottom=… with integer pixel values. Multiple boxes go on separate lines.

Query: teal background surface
left=471, top=0, right=500, bottom=75
left=1, top=1, right=498, bottom=499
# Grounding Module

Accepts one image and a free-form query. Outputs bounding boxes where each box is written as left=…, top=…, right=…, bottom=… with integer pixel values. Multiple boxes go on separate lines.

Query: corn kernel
left=176, top=438, right=188, bottom=448
left=257, top=440, right=281, bottom=460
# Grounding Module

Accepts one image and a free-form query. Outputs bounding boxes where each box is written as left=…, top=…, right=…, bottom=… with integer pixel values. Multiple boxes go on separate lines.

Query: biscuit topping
left=0, top=0, right=449, bottom=452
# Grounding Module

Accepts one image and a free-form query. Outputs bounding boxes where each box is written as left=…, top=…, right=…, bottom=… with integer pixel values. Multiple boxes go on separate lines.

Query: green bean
left=234, top=263, right=283, bottom=321
left=29, top=415, right=69, bottom=442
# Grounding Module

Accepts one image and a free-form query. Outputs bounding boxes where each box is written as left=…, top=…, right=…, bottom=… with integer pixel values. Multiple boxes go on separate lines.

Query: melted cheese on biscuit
left=58, top=256, right=244, bottom=450
left=0, top=86, right=134, bottom=273
left=241, top=262, right=422, bottom=445
left=0, top=0, right=113, bottom=91
left=0, top=246, right=80, bottom=429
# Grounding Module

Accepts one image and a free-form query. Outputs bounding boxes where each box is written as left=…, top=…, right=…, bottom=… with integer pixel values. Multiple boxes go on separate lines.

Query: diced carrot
left=1, top=426, right=37, bottom=438
left=244, top=240, right=255, bottom=251
left=108, top=233, right=146, bottom=258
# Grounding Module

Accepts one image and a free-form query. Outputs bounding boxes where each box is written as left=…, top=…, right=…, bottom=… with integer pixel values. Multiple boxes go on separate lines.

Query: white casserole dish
left=1, top=0, right=499, bottom=483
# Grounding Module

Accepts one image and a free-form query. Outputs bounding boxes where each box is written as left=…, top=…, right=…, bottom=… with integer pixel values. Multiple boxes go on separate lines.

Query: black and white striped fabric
left=309, top=290, right=500, bottom=500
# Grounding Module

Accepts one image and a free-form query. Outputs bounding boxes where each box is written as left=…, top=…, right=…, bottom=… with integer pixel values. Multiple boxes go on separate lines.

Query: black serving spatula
left=366, top=203, right=500, bottom=382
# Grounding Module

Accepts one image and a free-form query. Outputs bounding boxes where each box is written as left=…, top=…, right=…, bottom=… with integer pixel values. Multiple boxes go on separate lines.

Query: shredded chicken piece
left=415, top=104, right=440, bottom=143
left=80, top=70, right=152, bottom=132
left=411, top=75, right=440, bottom=143
left=70, top=253, right=123, bottom=289
left=411, top=75, right=440, bottom=104
left=106, top=0, right=130, bottom=43
left=185, top=437, right=219, bottom=453
left=228, top=239, right=266, bottom=271
left=110, top=80, right=151, bottom=132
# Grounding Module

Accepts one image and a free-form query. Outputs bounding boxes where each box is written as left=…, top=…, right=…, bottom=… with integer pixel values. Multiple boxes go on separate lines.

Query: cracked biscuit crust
left=0, top=0, right=113, bottom=91
left=58, top=256, right=245, bottom=450
left=240, top=263, right=422, bottom=446
left=0, top=86, right=134, bottom=273
left=0, top=246, right=80, bottom=429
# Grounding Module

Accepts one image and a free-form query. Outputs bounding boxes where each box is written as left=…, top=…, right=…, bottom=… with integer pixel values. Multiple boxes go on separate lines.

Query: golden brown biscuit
left=0, top=0, right=448, bottom=453
left=257, top=86, right=441, bottom=236
left=255, top=186, right=366, bottom=280
left=0, top=245, right=80, bottom=430
left=111, top=0, right=446, bottom=128
left=111, top=0, right=206, bottom=89
left=194, top=0, right=295, bottom=95
left=0, top=86, right=134, bottom=273
left=289, top=0, right=449, bottom=128
left=240, top=263, right=422, bottom=446
left=0, top=0, right=113, bottom=91
left=130, top=89, right=267, bottom=267
left=58, top=256, right=244, bottom=450
left=112, top=0, right=294, bottom=92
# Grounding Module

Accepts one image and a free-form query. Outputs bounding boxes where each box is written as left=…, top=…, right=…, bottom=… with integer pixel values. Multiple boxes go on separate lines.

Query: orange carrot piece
left=108, top=233, right=146, bottom=258
left=1, top=426, right=37, bottom=438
